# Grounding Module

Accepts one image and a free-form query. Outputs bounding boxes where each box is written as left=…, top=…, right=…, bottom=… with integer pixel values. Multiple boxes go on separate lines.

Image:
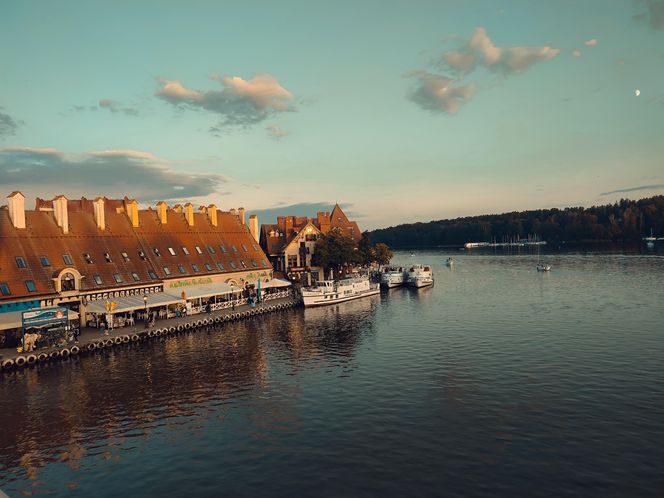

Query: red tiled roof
left=0, top=198, right=271, bottom=302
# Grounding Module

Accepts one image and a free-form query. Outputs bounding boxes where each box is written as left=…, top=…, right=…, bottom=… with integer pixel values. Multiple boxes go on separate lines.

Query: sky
left=1, top=0, right=663, bottom=230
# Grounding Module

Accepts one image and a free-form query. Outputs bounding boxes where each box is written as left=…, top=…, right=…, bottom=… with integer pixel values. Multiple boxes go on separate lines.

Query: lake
left=1, top=249, right=663, bottom=497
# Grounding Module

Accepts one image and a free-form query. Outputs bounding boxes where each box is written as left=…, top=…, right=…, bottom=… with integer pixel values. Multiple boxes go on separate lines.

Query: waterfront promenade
left=1, top=295, right=299, bottom=370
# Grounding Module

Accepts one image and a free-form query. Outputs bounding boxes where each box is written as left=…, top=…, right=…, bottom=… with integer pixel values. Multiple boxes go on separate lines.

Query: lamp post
left=230, top=283, right=235, bottom=311
left=143, top=295, right=148, bottom=329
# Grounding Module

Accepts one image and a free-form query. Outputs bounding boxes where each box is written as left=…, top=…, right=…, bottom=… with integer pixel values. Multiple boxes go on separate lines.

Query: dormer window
left=208, top=245, right=215, bottom=254
left=219, top=245, right=227, bottom=253
left=61, top=272, right=76, bottom=291
left=195, top=246, right=203, bottom=254
left=63, top=254, right=73, bottom=265
left=153, top=248, right=161, bottom=257
left=113, top=273, right=123, bottom=283
left=163, top=266, right=171, bottom=275
left=231, top=245, right=238, bottom=253
left=139, top=250, right=147, bottom=261
left=177, top=264, right=186, bottom=273
left=104, top=252, right=113, bottom=263
left=182, top=246, right=190, bottom=255
left=240, top=260, right=247, bottom=268
left=191, top=264, right=200, bottom=273
left=168, top=247, right=176, bottom=256
left=216, top=262, right=225, bottom=270
left=25, top=280, right=36, bottom=292
left=204, top=263, right=213, bottom=271
left=229, top=261, right=237, bottom=269
left=0, top=282, right=11, bottom=296
left=15, top=256, right=27, bottom=269
left=121, top=252, right=130, bottom=262
left=251, top=260, right=258, bottom=267
left=131, top=272, right=140, bottom=281
left=39, top=256, right=51, bottom=267
left=83, top=253, right=93, bottom=264
left=241, top=244, right=248, bottom=252
left=93, top=275, right=103, bottom=285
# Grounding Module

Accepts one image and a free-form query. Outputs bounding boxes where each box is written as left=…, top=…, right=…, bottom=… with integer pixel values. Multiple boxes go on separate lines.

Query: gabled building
left=259, top=204, right=361, bottom=281
left=0, top=192, right=273, bottom=343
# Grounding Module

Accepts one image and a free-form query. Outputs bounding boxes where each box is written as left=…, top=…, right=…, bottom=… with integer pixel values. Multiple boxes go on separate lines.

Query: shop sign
left=22, top=306, right=68, bottom=329
left=168, top=277, right=213, bottom=288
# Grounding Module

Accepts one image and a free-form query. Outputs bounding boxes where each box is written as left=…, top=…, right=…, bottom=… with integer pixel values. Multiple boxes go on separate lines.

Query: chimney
left=184, top=202, right=194, bottom=226
left=53, top=195, right=69, bottom=234
left=238, top=207, right=245, bottom=226
left=285, top=216, right=294, bottom=234
left=156, top=201, right=168, bottom=224
left=124, top=198, right=139, bottom=227
left=207, top=204, right=218, bottom=227
left=7, top=191, right=26, bottom=229
left=93, top=197, right=105, bottom=230
left=249, top=215, right=259, bottom=242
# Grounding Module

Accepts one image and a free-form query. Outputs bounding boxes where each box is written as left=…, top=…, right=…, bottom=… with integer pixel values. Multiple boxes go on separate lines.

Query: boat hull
left=302, top=287, right=380, bottom=307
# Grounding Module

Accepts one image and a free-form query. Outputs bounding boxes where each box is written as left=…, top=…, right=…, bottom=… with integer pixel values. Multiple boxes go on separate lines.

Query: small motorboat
left=445, top=257, right=454, bottom=267
left=536, top=263, right=551, bottom=272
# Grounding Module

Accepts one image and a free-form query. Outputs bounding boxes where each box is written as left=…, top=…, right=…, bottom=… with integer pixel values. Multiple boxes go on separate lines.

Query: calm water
left=1, top=250, right=663, bottom=497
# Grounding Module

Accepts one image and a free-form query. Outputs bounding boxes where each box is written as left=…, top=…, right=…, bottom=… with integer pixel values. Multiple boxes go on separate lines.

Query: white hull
left=406, top=264, right=434, bottom=288
left=380, top=268, right=406, bottom=288
left=302, top=287, right=380, bottom=307
left=382, top=281, right=403, bottom=288
left=302, top=276, right=380, bottom=308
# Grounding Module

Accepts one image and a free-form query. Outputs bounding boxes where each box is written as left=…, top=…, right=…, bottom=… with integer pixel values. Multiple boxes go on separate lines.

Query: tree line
left=368, top=196, right=664, bottom=248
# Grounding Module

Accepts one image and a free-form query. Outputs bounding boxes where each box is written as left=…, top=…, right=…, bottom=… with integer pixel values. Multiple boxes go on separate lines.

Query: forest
left=369, top=196, right=664, bottom=248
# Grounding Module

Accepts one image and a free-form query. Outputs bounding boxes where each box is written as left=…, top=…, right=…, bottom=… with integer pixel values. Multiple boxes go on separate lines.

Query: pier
left=0, top=294, right=300, bottom=372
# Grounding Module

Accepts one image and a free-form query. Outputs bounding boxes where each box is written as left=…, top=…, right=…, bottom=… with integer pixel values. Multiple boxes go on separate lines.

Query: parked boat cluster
left=379, top=264, right=434, bottom=289
left=1, top=300, right=298, bottom=372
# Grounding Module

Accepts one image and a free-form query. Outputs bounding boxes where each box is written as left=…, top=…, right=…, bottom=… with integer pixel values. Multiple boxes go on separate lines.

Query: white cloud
left=0, top=147, right=229, bottom=202
left=585, top=38, right=598, bottom=46
left=156, top=73, right=295, bottom=129
left=266, top=124, right=289, bottom=139
left=408, top=71, right=476, bottom=114
left=572, top=49, right=582, bottom=57
left=441, top=27, right=560, bottom=74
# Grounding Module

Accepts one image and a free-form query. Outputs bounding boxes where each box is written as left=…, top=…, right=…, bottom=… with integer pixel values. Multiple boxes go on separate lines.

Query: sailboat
left=645, top=228, right=656, bottom=249
left=536, top=243, right=551, bottom=272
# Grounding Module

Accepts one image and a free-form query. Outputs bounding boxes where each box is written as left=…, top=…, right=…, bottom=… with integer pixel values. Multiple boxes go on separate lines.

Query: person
left=205, top=302, right=212, bottom=315
left=175, top=307, right=181, bottom=318
left=231, top=298, right=235, bottom=311
left=100, top=319, right=107, bottom=336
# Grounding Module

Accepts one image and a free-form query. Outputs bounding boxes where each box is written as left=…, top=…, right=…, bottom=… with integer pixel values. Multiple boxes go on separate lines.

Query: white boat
left=380, top=266, right=406, bottom=288
left=301, top=275, right=380, bottom=307
left=536, top=263, right=551, bottom=272
left=645, top=229, right=656, bottom=248
left=445, top=257, right=454, bottom=267
left=407, top=264, right=434, bottom=288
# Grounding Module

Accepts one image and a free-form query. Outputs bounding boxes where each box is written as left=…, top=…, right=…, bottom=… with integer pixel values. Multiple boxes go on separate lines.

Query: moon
left=635, top=89, right=641, bottom=97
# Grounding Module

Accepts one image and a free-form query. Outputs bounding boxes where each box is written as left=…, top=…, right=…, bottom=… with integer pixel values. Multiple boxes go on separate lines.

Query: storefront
left=84, top=292, right=185, bottom=328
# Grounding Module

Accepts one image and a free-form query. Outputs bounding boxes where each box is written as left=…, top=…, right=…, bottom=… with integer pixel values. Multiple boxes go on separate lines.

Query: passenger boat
left=380, top=266, right=406, bottom=288
left=301, top=275, right=380, bottom=307
left=406, top=264, right=434, bottom=288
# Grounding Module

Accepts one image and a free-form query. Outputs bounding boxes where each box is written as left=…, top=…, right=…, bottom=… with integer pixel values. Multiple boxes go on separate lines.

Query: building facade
left=0, top=192, right=271, bottom=346
left=259, top=204, right=361, bottom=281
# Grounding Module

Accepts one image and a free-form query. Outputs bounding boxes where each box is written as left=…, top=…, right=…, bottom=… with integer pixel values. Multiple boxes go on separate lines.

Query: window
left=177, top=264, right=186, bottom=274
left=305, top=234, right=317, bottom=242
left=229, top=261, right=237, bottom=269
left=195, top=246, right=203, bottom=254
left=168, top=247, right=176, bottom=256
left=139, top=250, right=147, bottom=261
left=104, top=252, right=113, bottom=263
left=216, top=262, right=225, bottom=271
left=39, top=256, right=50, bottom=267
left=15, top=256, right=27, bottom=268
left=219, top=245, right=227, bottom=253
left=240, top=260, right=247, bottom=268
left=204, top=263, right=213, bottom=271
left=93, top=275, right=103, bottom=285
left=113, top=273, right=123, bottom=283
left=231, top=245, right=238, bottom=253
left=251, top=260, right=258, bottom=268
left=207, top=245, right=216, bottom=254
left=25, top=280, right=36, bottom=292
left=252, top=244, right=258, bottom=251
left=0, top=283, right=11, bottom=296
left=182, top=246, right=190, bottom=255
left=241, top=244, right=248, bottom=252
left=191, top=264, right=200, bottom=273
left=63, top=254, right=73, bottom=265
left=163, top=266, right=171, bottom=275
left=153, top=247, right=161, bottom=257
left=121, top=252, right=130, bottom=262
left=83, top=253, right=93, bottom=264
left=148, top=270, right=158, bottom=279
left=288, top=255, right=298, bottom=268
left=132, top=272, right=140, bottom=281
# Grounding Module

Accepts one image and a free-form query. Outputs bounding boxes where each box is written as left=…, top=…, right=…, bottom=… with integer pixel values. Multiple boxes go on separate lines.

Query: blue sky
left=1, top=0, right=663, bottom=229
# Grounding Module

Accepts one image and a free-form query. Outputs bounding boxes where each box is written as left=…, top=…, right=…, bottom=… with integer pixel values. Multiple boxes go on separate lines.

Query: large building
left=259, top=204, right=361, bottom=281
left=0, top=192, right=274, bottom=346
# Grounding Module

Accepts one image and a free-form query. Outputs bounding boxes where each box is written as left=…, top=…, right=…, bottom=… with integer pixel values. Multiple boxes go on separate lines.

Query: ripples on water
left=1, top=250, right=663, bottom=497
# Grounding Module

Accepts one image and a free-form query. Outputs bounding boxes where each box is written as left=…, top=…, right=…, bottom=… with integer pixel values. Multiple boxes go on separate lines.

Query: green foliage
left=369, top=196, right=664, bottom=247
left=373, top=243, right=393, bottom=265
left=312, top=229, right=359, bottom=270
left=357, top=231, right=393, bottom=265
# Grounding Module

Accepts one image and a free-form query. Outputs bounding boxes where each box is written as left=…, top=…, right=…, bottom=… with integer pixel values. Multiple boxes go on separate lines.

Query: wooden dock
left=1, top=296, right=299, bottom=371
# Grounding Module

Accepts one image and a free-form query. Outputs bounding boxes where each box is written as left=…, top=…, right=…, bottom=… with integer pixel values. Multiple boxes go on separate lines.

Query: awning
left=164, top=281, right=236, bottom=301
left=85, top=293, right=184, bottom=314
left=262, top=278, right=292, bottom=289
left=0, top=310, right=80, bottom=331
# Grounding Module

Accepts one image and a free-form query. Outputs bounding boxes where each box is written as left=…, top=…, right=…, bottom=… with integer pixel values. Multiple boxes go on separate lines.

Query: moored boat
left=407, top=264, right=434, bottom=288
left=536, top=263, right=551, bottom=272
left=380, top=266, right=406, bottom=288
left=301, top=275, right=380, bottom=307
left=445, top=257, right=454, bottom=267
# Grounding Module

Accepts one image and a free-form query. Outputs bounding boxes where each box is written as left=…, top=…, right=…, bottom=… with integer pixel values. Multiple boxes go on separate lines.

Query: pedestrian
left=100, top=319, right=107, bottom=336
left=231, top=298, right=235, bottom=311
left=205, top=302, right=212, bottom=315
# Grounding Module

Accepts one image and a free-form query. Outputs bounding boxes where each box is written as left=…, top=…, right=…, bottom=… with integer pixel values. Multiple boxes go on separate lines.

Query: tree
left=373, top=243, right=393, bottom=265
left=357, top=231, right=375, bottom=264
left=311, top=229, right=358, bottom=273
